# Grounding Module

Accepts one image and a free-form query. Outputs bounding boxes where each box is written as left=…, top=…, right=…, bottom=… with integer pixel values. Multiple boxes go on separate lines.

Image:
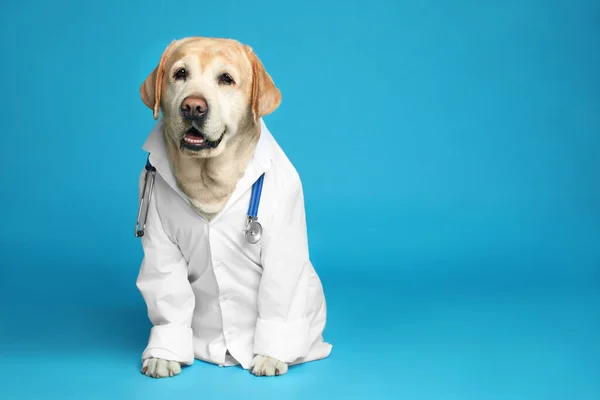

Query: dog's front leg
left=251, top=177, right=314, bottom=377
left=136, top=171, right=196, bottom=378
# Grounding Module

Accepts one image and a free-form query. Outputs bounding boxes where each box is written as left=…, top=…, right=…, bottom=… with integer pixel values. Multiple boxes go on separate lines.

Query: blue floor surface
left=1, top=268, right=598, bottom=399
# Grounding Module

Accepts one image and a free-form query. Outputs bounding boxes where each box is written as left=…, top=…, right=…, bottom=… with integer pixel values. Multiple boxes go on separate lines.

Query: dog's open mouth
left=181, top=127, right=224, bottom=151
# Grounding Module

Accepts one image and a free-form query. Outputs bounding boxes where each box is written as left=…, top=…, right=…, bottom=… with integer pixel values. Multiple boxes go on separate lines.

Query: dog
left=136, top=37, right=332, bottom=378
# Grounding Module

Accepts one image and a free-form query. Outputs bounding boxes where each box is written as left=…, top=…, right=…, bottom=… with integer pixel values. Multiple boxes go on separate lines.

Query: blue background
left=1, top=0, right=599, bottom=398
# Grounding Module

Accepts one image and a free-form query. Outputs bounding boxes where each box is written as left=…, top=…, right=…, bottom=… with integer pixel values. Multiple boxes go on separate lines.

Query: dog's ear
left=140, top=40, right=178, bottom=120
left=244, top=46, right=281, bottom=119
left=140, top=66, right=158, bottom=118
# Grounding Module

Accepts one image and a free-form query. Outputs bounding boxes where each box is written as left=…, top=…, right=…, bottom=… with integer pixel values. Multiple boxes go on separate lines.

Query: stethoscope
left=134, top=155, right=265, bottom=244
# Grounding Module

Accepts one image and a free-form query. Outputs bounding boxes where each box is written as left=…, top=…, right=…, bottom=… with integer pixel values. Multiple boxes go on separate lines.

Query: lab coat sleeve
left=253, top=174, right=312, bottom=363
left=135, top=170, right=195, bottom=365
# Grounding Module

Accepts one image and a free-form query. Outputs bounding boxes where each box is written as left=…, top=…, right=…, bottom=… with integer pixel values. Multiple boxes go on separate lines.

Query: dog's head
left=140, top=37, right=281, bottom=158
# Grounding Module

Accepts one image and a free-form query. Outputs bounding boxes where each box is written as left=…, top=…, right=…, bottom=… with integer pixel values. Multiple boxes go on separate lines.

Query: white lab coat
left=136, top=119, right=332, bottom=370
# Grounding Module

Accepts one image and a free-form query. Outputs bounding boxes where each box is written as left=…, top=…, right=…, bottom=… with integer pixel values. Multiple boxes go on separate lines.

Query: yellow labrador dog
left=136, top=37, right=331, bottom=378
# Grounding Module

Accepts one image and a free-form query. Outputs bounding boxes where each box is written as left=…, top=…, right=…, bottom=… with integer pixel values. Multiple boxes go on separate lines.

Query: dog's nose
left=181, top=96, right=208, bottom=120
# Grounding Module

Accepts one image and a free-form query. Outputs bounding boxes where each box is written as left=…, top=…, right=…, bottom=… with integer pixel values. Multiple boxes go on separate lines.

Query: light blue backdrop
left=0, top=0, right=598, bottom=399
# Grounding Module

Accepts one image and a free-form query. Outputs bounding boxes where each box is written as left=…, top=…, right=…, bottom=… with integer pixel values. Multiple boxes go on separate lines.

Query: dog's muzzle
left=181, top=126, right=225, bottom=151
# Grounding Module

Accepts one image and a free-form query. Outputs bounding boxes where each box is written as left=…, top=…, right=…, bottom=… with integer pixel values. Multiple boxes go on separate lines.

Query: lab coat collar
left=141, top=119, right=274, bottom=223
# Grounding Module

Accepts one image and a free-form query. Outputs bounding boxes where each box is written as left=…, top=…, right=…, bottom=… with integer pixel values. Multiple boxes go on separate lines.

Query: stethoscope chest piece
left=245, top=218, right=263, bottom=244
left=244, top=173, right=266, bottom=244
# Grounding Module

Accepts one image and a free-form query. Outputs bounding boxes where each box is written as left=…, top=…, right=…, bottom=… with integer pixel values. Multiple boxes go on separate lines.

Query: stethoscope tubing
left=135, top=155, right=265, bottom=244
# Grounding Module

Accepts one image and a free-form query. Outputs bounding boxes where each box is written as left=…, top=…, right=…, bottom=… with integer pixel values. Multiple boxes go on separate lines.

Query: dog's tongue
left=184, top=132, right=206, bottom=144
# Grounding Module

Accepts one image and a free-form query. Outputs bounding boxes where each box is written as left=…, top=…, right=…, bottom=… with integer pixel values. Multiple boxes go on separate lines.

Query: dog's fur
left=139, top=37, right=286, bottom=377
left=140, top=37, right=281, bottom=219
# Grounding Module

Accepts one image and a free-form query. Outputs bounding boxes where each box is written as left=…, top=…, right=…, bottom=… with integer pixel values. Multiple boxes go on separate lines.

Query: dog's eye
left=174, top=68, right=188, bottom=81
left=218, top=73, right=235, bottom=85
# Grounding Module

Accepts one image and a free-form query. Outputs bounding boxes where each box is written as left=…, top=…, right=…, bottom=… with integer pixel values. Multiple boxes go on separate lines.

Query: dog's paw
left=250, top=355, right=288, bottom=377
left=141, top=358, right=182, bottom=378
